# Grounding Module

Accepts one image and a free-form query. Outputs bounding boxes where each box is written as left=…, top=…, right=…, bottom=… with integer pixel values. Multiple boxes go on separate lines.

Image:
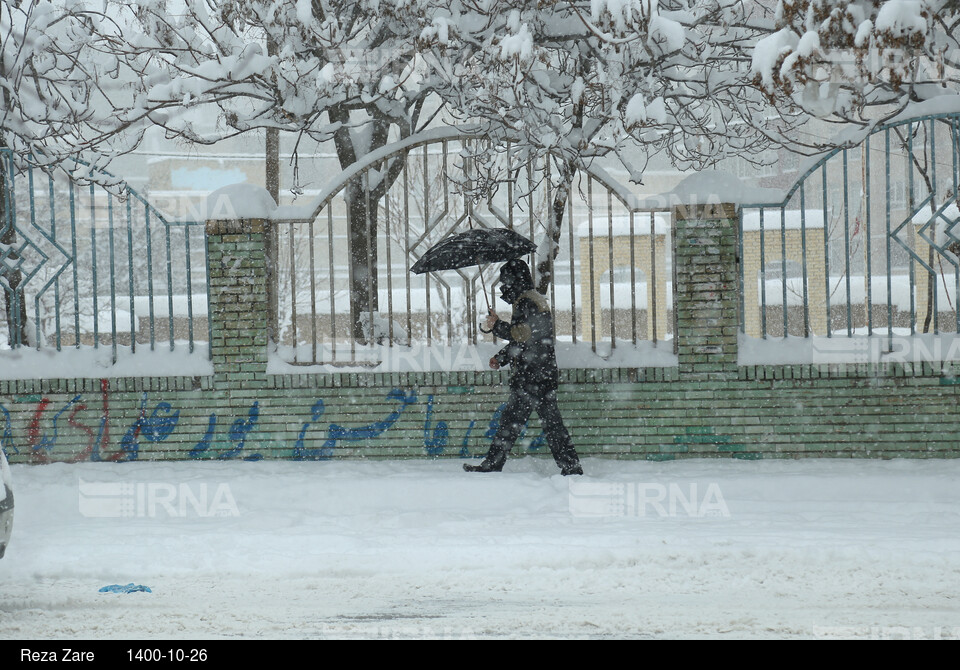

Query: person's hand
left=489, top=357, right=500, bottom=370
left=484, top=310, right=499, bottom=331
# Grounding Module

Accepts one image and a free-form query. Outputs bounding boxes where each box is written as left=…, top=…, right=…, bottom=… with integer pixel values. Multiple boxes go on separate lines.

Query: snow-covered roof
left=576, top=214, right=670, bottom=237
left=741, top=209, right=827, bottom=231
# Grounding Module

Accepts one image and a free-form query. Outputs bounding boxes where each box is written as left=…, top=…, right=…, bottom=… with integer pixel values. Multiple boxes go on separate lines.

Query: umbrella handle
left=477, top=264, right=493, bottom=335
left=478, top=264, right=491, bottom=311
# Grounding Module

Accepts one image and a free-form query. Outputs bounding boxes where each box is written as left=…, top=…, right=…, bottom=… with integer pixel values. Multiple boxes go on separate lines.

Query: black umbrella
left=411, top=227, right=537, bottom=321
left=410, top=228, right=536, bottom=274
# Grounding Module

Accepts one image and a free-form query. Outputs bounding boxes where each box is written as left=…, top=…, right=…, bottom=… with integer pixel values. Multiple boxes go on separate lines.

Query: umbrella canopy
left=411, top=228, right=536, bottom=274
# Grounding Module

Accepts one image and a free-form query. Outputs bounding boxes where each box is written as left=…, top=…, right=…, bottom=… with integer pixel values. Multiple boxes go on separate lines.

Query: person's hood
left=498, top=259, right=534, bottom=304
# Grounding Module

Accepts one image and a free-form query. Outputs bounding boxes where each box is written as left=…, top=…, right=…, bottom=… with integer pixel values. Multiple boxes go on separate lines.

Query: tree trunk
left=330, top=107, right=401, bottom=344
left=536, top=159, right=577, bottom=295
left=0, top=159, right=29, bottom=347
left=264, top=35, right=280, bottom=346
left=345, top=178, right=379, bottom=343
left=265, top=126, right=280, bottom=345
left=924, top=243, right=935, bottom=333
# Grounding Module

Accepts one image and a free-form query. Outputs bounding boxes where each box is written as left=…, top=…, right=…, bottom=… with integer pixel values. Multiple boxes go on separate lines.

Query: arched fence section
left=739, top=112, right=960, bottom=359
left=270, top=132, right=676, bottom=367
left=0, top=150, right=209, bottom=364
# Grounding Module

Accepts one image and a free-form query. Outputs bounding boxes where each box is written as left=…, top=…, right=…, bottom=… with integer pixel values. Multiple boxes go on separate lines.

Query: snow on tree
left=104, top=0, right=445, bottom=343
left=1, top=0, right=147, bottom=345
left=0, top=0, right=161, bottom=178
left=752, top=0, right=960, bottom=126
left=416, top=0, right=960, bottom=290
left=413, top=1, right=798, bottom=290
left=6, top=0, right=960, bottom=346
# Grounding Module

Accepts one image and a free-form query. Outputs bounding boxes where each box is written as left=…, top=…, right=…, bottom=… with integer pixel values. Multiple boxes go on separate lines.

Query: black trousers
left=486, top=387, right=579, bottom=469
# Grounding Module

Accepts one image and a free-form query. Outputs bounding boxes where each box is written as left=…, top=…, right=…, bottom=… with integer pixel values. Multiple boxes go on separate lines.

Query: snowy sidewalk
left=1, top=457, right=958, bottom=639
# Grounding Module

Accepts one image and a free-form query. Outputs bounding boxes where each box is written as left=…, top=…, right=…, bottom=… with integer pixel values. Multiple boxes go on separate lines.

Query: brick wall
left=2, top=208, right=958, bottom=464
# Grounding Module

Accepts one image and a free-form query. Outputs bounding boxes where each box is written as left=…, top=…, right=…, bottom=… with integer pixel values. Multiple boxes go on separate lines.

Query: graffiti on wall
left=293, top=389, right=418, bottom=460
left=190, top=403, right=262, bottom=461
left=0, top=383, right=549, bottom=463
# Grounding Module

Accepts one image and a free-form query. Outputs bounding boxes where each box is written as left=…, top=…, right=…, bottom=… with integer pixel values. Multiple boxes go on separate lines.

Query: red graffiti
left=66, top=402, right=94, bottom=463
left=23, top=379, right=114, bottom=463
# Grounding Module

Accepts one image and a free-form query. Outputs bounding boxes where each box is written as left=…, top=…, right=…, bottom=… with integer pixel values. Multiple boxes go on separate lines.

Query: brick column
left=673, top=203, right=739, bottom=378
left=206, top=219, right=269, bottom=392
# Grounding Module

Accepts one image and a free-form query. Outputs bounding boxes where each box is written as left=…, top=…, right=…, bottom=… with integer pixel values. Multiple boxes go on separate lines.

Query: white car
left=0, top=449, right=12, bottom=558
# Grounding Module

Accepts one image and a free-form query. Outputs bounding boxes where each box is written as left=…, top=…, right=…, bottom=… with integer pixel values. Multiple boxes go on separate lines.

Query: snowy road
left=1, top=457, right=958, bottom=640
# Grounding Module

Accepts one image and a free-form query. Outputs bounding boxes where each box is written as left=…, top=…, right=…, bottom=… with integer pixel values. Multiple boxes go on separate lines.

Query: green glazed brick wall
left=2, top=211, right=959, bottom=465
left=675, top=203, right=740, bottom=379
left=206, top=218, right=269, bottom=389
left=2, top=365, right=959, bottom=463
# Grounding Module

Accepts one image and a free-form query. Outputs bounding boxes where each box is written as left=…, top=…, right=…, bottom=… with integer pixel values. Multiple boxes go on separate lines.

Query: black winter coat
left=492, top=289, right=560, bottom=395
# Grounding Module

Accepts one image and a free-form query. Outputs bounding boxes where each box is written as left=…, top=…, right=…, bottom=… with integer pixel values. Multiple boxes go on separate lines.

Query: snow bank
left=754, top=274, right=954, bottom=311
left=741, top=209, right=827, bottom=231
left=0, top=344, right=212, bottom=381
left=2, top=457, right=959, bottom=638
left=576, top=214, right=671, bottom=237
left=739, top=330, right=960, bottom=365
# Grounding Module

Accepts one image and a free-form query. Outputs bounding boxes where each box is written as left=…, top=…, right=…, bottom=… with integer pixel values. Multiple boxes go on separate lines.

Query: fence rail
left=0, top=149, right=209, bottom=362
left=738, top=112, right=960, bottom=352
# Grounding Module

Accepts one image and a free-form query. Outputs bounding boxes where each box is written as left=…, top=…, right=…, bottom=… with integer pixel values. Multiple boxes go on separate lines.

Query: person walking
left=464, top=259, right=583, bottom=475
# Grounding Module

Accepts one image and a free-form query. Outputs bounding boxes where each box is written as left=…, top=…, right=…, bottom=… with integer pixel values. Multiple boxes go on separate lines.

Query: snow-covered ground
left=1, top=457, right=959, bottom=640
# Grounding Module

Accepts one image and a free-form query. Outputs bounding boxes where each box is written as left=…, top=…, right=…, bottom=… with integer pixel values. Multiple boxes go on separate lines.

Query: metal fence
left=0, top=149, right=209, bottom=361
left=271, top=132, right=675, bottom=366
left=10, top=113, right=955, bottom=372
left=739, top=111, right=960, bottom=350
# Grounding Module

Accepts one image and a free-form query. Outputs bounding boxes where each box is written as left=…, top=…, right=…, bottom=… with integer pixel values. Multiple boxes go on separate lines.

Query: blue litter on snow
left=99, top=583, right=152, bottom=594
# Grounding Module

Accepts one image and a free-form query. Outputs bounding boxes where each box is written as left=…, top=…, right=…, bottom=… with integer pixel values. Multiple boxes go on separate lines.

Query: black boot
left=463, top=450, right=506, bottom=473
left=553, top=445, right=582, bottom=476
left=463, top=459, right=504, bottom=473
